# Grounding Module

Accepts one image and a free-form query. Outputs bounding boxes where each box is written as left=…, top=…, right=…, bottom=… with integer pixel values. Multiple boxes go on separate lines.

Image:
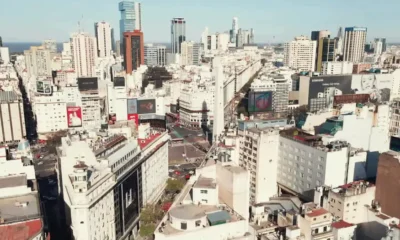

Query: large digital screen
left=127, top=99, right=138, bottom=114
left=67, top=106, right=82, bottom=127
left=137, top=99, right=156, bottom=114
left=78, top=77, right=98, bottom=91
left=248, top=91, right=273, bottom=112
left=114, top=77, right=125, bottom=87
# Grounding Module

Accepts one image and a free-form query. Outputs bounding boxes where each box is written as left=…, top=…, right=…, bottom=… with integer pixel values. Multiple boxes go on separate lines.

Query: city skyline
left=2, top=0, right=400, bottom=43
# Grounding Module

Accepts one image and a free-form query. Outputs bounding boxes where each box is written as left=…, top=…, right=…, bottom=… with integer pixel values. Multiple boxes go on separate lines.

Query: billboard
left=248, top=91, right=273, bottom=112
left=78, top=77, right=98, bottom=91
left=333, top=94, right=370, bottom=105
left=127, top=113, right=139, bottom=126
left=308, top=75, right=353, bottom=111
left=127, top=99, right=138, bottom=114
left=137, top=99, right=156, bottom=114
left=36, top=81, right=52, bottom=94
left=67, top=106, right=82, bottom=127
left=121, top=169, right=140, bottom=230
left=351, top=74, right=391, bottom=102
left=114, top=77, right=125, bottom=87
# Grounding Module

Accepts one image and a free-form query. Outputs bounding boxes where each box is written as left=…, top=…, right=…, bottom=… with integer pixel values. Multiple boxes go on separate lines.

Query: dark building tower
left=316, top=38, right=337, bottom=72
left=123, top=30, right=144, bottom=74
left=0, top=36, right=2, bottom=47
left=171, top=18, right=186, bottom=54
left=310, top=30, right=331, bottom=71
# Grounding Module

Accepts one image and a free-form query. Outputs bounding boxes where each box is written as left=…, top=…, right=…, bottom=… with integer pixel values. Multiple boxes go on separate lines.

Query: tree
left=165, top=178, right=185, bottom=193
left=139, top=223, right=156, bottom=238
left=140, top=205, right=164, bottom=224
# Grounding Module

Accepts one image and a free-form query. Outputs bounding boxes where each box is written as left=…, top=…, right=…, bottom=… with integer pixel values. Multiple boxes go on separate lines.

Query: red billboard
left=67, top=106, right=82, bottom=127
left=128, top=113, right=139, bottom=126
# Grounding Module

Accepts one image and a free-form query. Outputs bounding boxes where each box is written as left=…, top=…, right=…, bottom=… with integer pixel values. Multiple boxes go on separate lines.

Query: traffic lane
left=168, top=145, right=205, bottom=163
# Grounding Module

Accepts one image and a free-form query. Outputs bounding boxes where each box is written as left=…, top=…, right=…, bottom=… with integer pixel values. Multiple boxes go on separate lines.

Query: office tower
left=284, top=36, right=317, bottom=71
left=171, top=18, right=186, bottom=54
left=0, top=36, right=2, bottom=47
left=374, top=38, right=387, bottom=55
left=42, top=39, right=57, bottom=53
left=230, top=17, right=239, bottom=43
left=311, top=30, right=330, bottom=71
left=201, top=27, right=209, bottom=50
left=119, top=1, right=141, bottom=53
left=335, top=27, right=344, bottom=55
left=144, top=44, right=166, bottom=66
left=123, top=30, right=144, bottom=74
left=249, top=28, right=255, bottom=44
left=212, top=57, right=224, bottom=143
left=343, top=27, right=367, bottom=63
left=316, top=38, right=337, bottom=72
left=24, top=46, right=52, bottom=76
left=236, top=29, right=251, bottom=47
left=111, top=28, right=115, bottom=52
left=70, top=32, right=97, bottom=77
left=94, top=22, right=113, bottom=57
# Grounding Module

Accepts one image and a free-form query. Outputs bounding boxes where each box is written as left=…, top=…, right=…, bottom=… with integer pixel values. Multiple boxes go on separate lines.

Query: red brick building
left=123, top=30, right=144, bottom=74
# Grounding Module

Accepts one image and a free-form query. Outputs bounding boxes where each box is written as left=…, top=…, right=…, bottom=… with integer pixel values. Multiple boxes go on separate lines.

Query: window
left=315, top=228, right=319, bottom=234
left=195, top=220, right=201, bottom=227
left=323, top=226, right=327, bottom=232
left=181, top=222, right=187, bottom=230
left=200, top=189, right=208, bottom=194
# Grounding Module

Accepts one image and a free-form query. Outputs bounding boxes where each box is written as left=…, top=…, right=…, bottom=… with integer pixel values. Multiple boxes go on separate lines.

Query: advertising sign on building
left=67, top=106, right=82, bottom=127
left=248, top=91, right=273, bottom=112
left=36, top=81, right=52, bottom=95
left=351, top=74, right=391, bottom=102
left=127, top=113, right=139, bottom=126
left=78, top=77, right=98, bottom=91
left=127, top=98, right=138, bottom=114
left=137, top=99, right=156, bottom=114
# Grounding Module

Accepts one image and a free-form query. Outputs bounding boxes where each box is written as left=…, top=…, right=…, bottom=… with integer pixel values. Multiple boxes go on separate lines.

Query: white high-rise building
left=321, top=61, right=353, bottom=75
left=181, top=41, right=201, bottom=66
left=343, top=27, right=367, bottom=63
left=212, top=57, right=224, bottom=142
left=24, top=46, right=52, bottom=77
left=144, top=44, right=166, bottom=66
left=374, top=38, right=384, bottom=56
left=284, top=36, right=317, bottom=71
left=95, top=22, right=113, bottom=57
left=171, top=18, right=186, bottom=54
left=70, top=32, right=97, bottom=77
left=231, top=17, right=239, bottom=43
left=201, top=27, right=209, bottom=50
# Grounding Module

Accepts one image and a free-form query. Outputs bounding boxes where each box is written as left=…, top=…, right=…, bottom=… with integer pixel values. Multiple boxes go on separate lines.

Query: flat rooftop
left=0, top=193, right=40, bottom=223
left=193, top=177, right=216, bottom=189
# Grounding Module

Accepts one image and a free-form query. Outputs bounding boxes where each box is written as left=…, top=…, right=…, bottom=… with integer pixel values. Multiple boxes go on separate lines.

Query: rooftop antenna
left=78, top=14, right=84, bottom=33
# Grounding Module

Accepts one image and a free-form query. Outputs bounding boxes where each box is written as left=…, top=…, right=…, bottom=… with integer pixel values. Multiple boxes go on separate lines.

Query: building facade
left=284, top=36, right=317, bottom=71
left=171, top=18, right=186, bottom=54
left=0, top=91, right=26, bottom=145
left=70, top=32, right=97, bottom=77
left=119, top=1, right=141, bottom=53
left=144, top=44, right=166, bottom=66
left=316, top=38, right=337, bottom=72
left=24, top=46, right=52, bottom=77
left=321, top=62, right=353, bottom=75
left=95, top=22, right=113, bottom=57
left=343, top=27, right=367, bottom=63
left=123, top=30, right=144, bottom=74
left=180, top=41, right=202, bottom=66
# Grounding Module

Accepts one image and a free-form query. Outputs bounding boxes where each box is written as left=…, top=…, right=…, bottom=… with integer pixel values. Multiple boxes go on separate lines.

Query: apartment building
left=298, top=205, right=334, bottom=240
left=144, top=44, right=166, bottom=66
left=284, top=36, right=317, bottom=71
left=238, top=127, right=279, bottom=204
left=343, top=27, right=367, bottom=63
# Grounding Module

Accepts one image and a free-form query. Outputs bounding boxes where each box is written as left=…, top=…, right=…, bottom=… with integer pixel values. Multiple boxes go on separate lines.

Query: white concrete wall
left=192, top=186, right=218, bottom=205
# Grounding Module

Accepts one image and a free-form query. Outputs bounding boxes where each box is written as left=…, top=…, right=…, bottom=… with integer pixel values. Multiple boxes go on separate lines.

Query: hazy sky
left=2, top=0, right=400, bottom=43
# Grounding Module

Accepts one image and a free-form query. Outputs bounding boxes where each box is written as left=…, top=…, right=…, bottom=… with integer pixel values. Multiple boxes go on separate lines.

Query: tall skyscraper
left=0, top=36, right=2, bottom=47
left=335, top=27, right=344, bottom=55
left=374, top=38, right=387, bottom=55
left=171, top=18, right=186, bottom=54
left=284, top=36, right=317, bottom=71
left=201, top=27, right=209, bottom=50
left=70, top=32, right=97, bottom=77
left=230, top=17, right=239, bottom=43
left=123, top=30, right=144, bottom=74
left=310, top=30, right=330, bottom=71
left=119, top=1, right=141, bottom=53
left=316, top=38, right=337, bottom=72
left=94, top=22, right=113, bottom=57
left=212, top=57, right=224, bottom=143
left=144, top=44, right=166, bottom=66
left=343, top=27, right=367, bottom=63
left=236, top=29, right=251, bottom=47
